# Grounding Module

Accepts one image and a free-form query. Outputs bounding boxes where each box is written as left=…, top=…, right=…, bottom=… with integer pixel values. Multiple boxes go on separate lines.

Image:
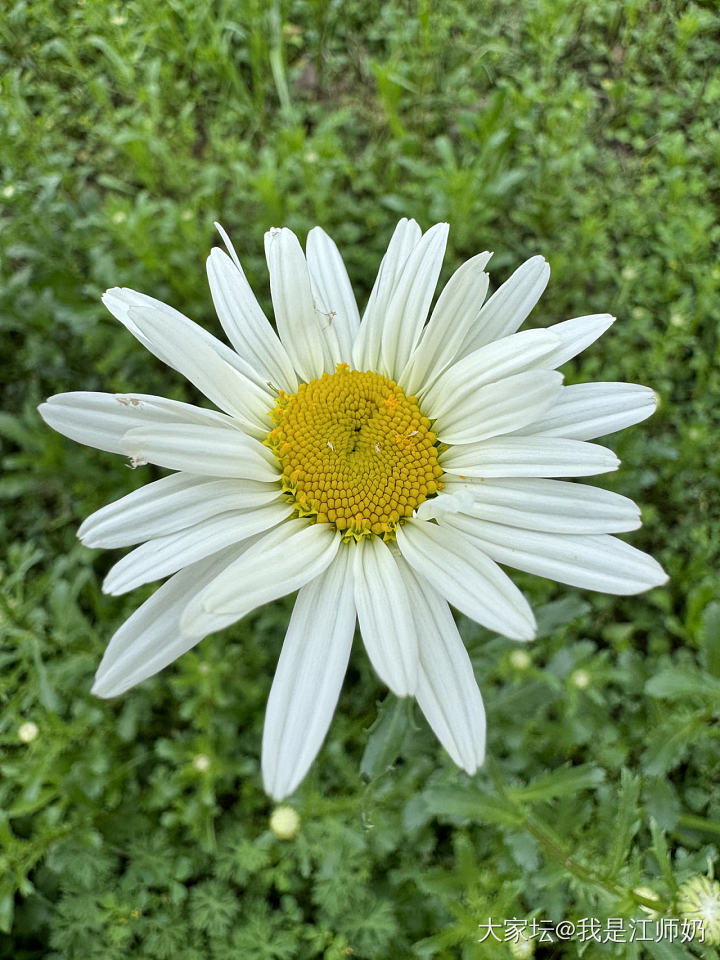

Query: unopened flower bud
left=193, top=753, right=211, bottom=772
left=570, top=668, right=591, bottom=689
left=18, top=721, right=39, bottom=743
left=677, top=875, right=720, bottom=944
left=509, top=937, right=535, bottom=958
left=270, top=805, right=300, bottom=840
left=633, top=885, right=662, bottom=917
left=510, top=650, right=531, bottom=670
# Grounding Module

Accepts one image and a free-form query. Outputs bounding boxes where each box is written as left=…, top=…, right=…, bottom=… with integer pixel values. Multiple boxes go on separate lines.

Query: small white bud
left=509, top=650, right=531, bottom=670
left=270, top=805, right=300, bottom=840
left=509, top=937, right=535, bottom=958
left=570, top=668, right=591, bottom=689
left=18, top=721, right=39, bottom=743
left=634, top=885, right=662, bottom=917
left=193, top=753, right=211, bottom=772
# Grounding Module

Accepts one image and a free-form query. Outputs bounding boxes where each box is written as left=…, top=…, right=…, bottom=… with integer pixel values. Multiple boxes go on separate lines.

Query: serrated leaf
left=413, top=786, right=524, bottom=827
left=605, top=769, right=641, bottom=876
left=642, top=718, right=696, bottom=776
left=509, top=764, right=605, bottom=803
left=649, top=817, right=676, bottom=895
left=645, top=668, right=720, bottom=702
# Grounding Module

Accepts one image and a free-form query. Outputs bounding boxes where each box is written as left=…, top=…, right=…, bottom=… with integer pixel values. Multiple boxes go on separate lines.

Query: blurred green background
left=1, top=0, right=719, bottom=957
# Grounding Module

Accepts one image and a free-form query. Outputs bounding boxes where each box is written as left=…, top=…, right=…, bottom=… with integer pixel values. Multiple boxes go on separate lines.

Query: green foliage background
left=1, top=0, right=719, bottom=957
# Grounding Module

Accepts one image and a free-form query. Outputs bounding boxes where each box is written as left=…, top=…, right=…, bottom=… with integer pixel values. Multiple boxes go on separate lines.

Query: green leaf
left=508, top=764, right=605, bottom=804
left=410, top=786, right=524, bottom=827
left=649, top=818, right=676, bottom=895
left=0, top=887, right=14, bottom=936
left=605, top=769, right=642, bottom=877
left=641, top=717, right=701, bottom=776
left=644, top=668, right=720, bottom=702
left=699, top=600, right=720, bottom=677
left=360, top=695, right=412, bottom=780
left=535, top=597, right=591, bottom=637
left=645, top=940, right=694, bottom=960
left=643, top=777, right=681, bottom=831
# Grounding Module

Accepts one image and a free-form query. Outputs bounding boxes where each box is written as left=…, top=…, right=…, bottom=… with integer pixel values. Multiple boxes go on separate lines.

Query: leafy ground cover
left=1, top=0, right=719, bottom=956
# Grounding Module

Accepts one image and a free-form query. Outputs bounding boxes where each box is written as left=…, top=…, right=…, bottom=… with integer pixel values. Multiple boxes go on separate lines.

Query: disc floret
left=265, top=364, right=443, bottom=538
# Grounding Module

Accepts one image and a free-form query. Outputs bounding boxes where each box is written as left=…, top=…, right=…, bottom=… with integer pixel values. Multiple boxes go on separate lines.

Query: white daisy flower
left=38, top=218, right=667, bottom=799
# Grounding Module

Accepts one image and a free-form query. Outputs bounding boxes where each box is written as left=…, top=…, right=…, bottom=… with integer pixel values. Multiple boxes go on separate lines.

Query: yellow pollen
left=265, top=364, right=443, bottom=539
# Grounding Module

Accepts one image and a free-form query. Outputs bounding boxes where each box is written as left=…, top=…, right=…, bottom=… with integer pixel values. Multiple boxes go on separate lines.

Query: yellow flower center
left=266, top=364, right=443, bottom=538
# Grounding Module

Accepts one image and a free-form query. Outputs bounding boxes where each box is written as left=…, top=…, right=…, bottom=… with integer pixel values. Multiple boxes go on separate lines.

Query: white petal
left=38, top=391, right=232, bottom=455
left=262, top=546, right=355, bottom=799
left=459, top=255, right=550, bottom=356
left=380, top=222, right=449, bottom=378
left=102, top=287, right=268, bottom=388
left=543, top=314, right=615, bottom=368
left=265, top=227, right=328, bottom=382
left=214, top=221, right=242, bottom=268
left=440, top=435, right=620, bottom=478
left=306, top=227, right=361, bottom=360
left=422, top=328, right=561, bottom=419
left=103, top=501, right=293, bottom=595
left=352, top=218, right=422, bottom=370
left=122, top=303, right=271, bottom=436
left=433, top=370, right=564, bottom=445
left=92, top=544, right=245, bottom=698
left=396, top=557, right=485, bottom=772
left=353, top=536, right=417, bottom=696
left=79, top=475, right=280, bottom=549
left=396, top=519, right=535, bottom=641
left=207, top=247, right=298, bottom=393
left=441, top=477, right=641, bottom=534
left=304, top=273, right=343, bottom=368
left=442, top=513, right=668, bottom=595
left=180, top=519, right=341, bottom=639
left=414, top=488, right=475, bottom=521
left=120, top=422, right=279, bottom=480
left=518, top=383, right=657, bottom=440
left=399, top=252, right=491, bottom=396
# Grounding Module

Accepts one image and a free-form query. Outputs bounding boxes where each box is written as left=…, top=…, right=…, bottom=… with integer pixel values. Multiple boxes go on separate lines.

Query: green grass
left=1, top=0, right=719, bottom=957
